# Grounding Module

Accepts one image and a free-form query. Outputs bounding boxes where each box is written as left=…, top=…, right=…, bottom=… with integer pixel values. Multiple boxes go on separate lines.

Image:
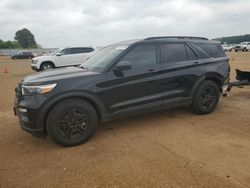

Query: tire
left=192, top=80, right=220, bottom=115
left=47, top=99, right=98, bottom=147
left=40, top=62, right=54, bottom=71
left=235, top=49, right=238, bottom=52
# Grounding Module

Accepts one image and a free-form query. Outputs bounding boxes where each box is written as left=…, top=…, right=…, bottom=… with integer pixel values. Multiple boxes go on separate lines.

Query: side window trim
left=188, top=43, right=211, bottom=59
left=185, top=43, right=198, bottom=60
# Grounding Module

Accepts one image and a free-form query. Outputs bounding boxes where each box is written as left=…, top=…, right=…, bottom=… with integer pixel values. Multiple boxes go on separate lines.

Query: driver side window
left=60, top=48, right=71, bottom=55
left=118, top=45, right=156, bottom=69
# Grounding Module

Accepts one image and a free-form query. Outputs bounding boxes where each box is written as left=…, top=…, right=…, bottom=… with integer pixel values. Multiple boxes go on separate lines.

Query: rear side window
left=69, top=48, right=94, bottom=54
left=196, top=43, right=225, bottom=58
left=162, top=43, right=188, bottom=63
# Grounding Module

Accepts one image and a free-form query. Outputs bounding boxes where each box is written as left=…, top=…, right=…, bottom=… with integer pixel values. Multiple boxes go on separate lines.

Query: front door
left=105, top=44, right=163, bottom=114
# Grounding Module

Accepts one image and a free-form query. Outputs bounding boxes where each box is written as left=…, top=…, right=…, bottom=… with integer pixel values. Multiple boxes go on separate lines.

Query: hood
left=32, top=55, right=53, bottom=61
left=23, top=67, right=99, bottom=85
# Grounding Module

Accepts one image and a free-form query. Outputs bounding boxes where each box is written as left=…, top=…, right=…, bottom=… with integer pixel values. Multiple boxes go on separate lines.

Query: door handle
left=194, top=61, right=199, bottom=64
left=148, top=69, right=156, bottom=72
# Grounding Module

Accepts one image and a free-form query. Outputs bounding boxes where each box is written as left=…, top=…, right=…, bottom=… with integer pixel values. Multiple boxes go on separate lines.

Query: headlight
left=32, top=60, right=39, bottom=64
left=21, top=83, right=57, bottom=95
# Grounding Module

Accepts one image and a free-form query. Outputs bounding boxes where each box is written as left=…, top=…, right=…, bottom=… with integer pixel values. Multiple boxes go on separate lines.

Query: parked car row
left=222, top=42, right=250, bottom=52
left=10, top=47, right=97, bottom=72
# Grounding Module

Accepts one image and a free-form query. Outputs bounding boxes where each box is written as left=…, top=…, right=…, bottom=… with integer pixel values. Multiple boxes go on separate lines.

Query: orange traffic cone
left=3, top=66, right=9, bottom=73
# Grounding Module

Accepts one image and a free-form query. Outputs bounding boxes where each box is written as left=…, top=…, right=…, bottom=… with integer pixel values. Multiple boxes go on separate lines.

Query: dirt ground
left=0, top=53, right=250, bottom=187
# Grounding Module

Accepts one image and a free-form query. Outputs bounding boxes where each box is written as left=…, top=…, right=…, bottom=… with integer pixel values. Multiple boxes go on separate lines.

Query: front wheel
left=47, top=99, right=98, bottom=147
left=40, top=62, right=54, bottom=71
left=192, top=80, right=220, bottom=115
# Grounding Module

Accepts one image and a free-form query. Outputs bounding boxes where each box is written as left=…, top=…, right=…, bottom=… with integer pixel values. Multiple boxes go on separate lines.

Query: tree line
left=0, top=28, right=38, bottom=49
left=214, top=34, right=250, bottom=44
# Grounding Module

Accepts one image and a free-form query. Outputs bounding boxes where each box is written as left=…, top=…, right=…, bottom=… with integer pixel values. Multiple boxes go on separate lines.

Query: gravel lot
left=0, top=53, right=250, bottom=187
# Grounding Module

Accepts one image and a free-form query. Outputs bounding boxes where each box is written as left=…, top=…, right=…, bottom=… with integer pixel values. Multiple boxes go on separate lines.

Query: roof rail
left=144, top=36, right=208, bottom=40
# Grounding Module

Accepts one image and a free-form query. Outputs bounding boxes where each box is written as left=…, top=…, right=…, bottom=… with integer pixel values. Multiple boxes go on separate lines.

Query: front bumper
left=14, top=105, right=46, bottom=138
left=14, top=84, right=47, bottom=137
left=31, top=65, right=39, bottom=71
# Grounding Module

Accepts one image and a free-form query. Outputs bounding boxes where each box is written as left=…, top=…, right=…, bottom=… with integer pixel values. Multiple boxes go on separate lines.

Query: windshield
left=82, top=45, right=128, bottom=72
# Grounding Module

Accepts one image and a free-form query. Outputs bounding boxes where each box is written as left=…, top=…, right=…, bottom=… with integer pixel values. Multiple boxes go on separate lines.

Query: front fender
left=36, top=90, right=108, bottom=132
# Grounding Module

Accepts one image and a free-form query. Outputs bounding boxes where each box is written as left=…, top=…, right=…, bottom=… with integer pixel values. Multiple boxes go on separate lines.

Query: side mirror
left=114, top=61, right=132, bottom=71
left=56, top=53, right=63, bottom=56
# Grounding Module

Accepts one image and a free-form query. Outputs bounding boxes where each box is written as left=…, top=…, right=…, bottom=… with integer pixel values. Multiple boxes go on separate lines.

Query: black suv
left=14, top=36, right=230, bottom=146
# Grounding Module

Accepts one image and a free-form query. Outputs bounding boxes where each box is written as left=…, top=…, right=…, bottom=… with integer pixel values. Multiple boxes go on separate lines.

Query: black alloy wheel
left=47, top=99, right=98, bottom=146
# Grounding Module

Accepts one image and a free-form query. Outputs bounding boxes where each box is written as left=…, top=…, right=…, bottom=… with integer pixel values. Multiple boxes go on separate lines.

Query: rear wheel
left=47, top=99, right=98, bottom=146
left=192, top=80, right=220, bottom=114
left=40, top=62, right=54, bottom=71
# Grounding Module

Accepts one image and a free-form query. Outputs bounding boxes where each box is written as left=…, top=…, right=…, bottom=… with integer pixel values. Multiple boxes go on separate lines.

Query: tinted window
left=25, top=52, right=32, bottom=55
left=186, top=45, right=197, bottom=60
left=162, top=43, right=187, bottom=63
left=60, top=48, right=71, bottom=55
left=118, top=45, right=156, bottom=69
left=83, top=45, right=128, bottom=72
left=70, top=48, right=94, bottom=54
left=196, top=43, right=225, bottom=58
left=84, top=48, right=94, bottom=53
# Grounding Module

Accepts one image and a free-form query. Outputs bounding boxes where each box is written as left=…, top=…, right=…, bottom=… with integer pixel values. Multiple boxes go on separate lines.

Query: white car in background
left=31, top=47, right=97, bottom=71
left=239, top=42, right=250, bottom=52
left=221, top=44, right=233, bottom=52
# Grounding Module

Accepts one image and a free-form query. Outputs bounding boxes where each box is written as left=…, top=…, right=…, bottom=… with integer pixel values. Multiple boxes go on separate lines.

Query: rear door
left=106, top=44, right=163, bottom=114
left=160, top=43, right=199, bottom=104
left=71, top=48, right=95, bottom=65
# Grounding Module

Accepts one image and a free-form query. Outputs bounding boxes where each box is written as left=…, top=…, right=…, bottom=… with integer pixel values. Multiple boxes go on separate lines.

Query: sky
left=0, top=0, right=250, bottom=48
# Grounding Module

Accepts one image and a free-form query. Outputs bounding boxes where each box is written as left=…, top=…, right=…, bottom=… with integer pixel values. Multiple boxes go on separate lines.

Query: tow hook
left=222, top=85, right=232, bottom=97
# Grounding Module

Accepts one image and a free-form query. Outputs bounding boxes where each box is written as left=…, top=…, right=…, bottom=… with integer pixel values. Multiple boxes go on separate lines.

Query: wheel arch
left=36, top=91, right=108, bottom=134
left=191, top=72, right=224, bottom=96
left=40, top=61, right=55, bottom=69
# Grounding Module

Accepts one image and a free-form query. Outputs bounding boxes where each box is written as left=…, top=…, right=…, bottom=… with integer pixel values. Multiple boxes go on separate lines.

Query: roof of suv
left=115, top=36, right=219, bottom=46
